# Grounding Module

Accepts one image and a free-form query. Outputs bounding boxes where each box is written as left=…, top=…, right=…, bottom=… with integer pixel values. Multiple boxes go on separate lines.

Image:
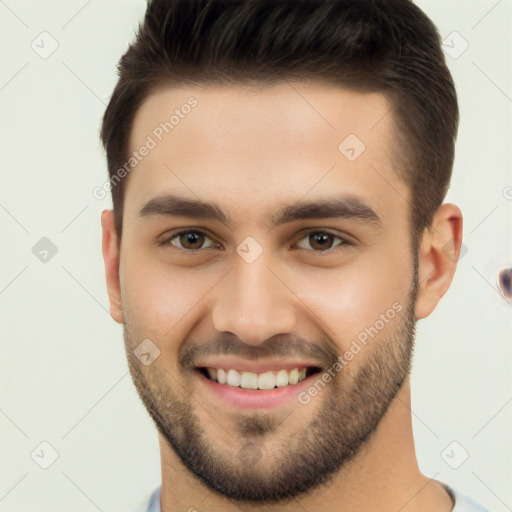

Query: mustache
left=178, top=333, right=340, bottom=372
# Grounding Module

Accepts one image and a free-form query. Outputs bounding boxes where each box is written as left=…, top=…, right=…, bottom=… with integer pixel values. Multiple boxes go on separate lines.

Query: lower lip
left=197, top=370, right=319, bottom=409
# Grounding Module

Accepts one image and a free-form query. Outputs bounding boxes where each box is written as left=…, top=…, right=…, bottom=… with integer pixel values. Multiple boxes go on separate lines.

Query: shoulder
left=446, top=485, right=490, bottom=512
left=140, top=485, right=161, bottom=512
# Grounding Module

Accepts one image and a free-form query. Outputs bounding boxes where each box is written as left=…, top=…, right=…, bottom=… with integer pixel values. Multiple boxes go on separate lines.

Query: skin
left=101, top=82, right=463, bottom=511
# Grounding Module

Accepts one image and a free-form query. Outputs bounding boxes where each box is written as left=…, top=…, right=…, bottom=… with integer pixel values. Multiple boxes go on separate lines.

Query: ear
left=415, top=203, right=463, bottom=320
left=101, top=209, right=124, bottom=324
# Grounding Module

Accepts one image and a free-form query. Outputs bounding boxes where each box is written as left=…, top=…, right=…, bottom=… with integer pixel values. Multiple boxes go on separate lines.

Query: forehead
left=125, top=82, right=409, bottom=229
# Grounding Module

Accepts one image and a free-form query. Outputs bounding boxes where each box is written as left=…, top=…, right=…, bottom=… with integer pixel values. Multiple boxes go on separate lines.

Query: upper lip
left=195, top=357, right=321, bottom=373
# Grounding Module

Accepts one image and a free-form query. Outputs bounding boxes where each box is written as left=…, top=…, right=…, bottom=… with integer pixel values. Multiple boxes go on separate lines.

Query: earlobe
left=101, top=209, right=124, bottom=324
left=414, top=203, right=463, bottom=320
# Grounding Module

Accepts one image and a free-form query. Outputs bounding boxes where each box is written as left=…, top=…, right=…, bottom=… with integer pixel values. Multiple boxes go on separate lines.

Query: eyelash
left=158, top=229, right=352, bottom=253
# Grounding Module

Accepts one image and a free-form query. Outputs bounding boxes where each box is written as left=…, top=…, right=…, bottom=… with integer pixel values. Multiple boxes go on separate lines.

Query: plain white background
left=0, top=1, right=511, bottom=511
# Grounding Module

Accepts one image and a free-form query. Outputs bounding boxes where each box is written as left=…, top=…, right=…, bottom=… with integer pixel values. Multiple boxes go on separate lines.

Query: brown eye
left=179, top=232, right=204, bottom=249
left=296, top=231, right=349, bottom=252
left=161, top=230, right=217, bottom=250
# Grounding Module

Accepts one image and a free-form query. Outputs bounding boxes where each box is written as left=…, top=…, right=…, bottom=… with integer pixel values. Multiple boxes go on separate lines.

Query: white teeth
left=275, top=369, right=289, bottom=387
left=217, top=368, right=227, bottom=384
left=204, top=366, right=310, bottom=389
left=258, top=371, right=276, bottom=390
left=226, top=369, right=241, bottom=386
left=240, top=372, right=259, bottom=389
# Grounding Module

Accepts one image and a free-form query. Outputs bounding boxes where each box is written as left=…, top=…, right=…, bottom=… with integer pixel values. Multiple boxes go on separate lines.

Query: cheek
left=296, top=259, right=410, bottom=350
left=119, top=255, right=218, bottom=341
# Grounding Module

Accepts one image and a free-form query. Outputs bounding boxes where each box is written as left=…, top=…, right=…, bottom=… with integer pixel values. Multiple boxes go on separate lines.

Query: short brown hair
left=100, top=0, right=459, bottom=253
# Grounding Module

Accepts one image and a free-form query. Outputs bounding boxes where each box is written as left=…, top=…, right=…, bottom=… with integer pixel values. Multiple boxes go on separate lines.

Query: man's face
left=117, top=83, right=419, bottom=502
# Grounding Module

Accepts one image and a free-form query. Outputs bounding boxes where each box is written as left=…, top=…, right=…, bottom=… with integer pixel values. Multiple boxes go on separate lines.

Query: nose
left=211, top=253, right=297, bottom=346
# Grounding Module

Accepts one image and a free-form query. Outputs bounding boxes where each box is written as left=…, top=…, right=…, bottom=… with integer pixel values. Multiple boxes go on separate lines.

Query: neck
left=158, top=378, right=453, bottom=512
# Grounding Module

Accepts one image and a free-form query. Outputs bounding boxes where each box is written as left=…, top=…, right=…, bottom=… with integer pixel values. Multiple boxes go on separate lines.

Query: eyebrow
left=138, top=194, right=383, bottom=228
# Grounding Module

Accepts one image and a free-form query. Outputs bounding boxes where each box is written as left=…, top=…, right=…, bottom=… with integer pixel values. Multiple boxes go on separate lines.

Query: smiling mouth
left=197, top=366, right=322, bottom=390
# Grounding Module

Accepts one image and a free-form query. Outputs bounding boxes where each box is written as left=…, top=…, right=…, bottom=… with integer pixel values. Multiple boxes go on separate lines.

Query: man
left=100, top=0, right=489, bottom=510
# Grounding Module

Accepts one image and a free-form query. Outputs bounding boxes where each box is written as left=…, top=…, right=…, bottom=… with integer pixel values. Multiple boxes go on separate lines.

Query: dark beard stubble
left=123, top=260, right=419, bottom=504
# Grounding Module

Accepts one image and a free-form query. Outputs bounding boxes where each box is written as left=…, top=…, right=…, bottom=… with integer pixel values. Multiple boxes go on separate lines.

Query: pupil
left=311, top=233, right=332, bottom=250
left=182, top=232, right=202, bottom=248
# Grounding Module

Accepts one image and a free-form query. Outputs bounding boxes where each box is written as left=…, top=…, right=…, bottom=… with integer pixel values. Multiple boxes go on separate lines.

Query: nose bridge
left=212, top=250, right=297, bottom=345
